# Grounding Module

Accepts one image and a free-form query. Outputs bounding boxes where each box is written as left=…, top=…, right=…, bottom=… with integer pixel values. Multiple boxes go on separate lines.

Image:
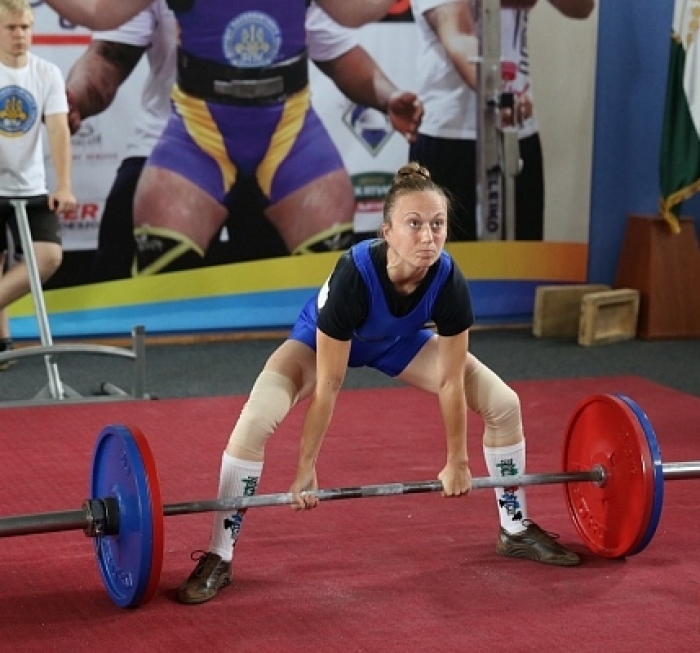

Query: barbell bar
left=0, top=393, right=698, bottom=609
left=2, top=462, right=698, bottom=540
left=0, top=468, right=607, bottom=539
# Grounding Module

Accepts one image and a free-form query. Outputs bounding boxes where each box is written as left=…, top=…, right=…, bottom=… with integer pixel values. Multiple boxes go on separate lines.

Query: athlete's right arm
left=66, top=40, right=146, bottom=134
left=43, top=0, right=149, bottom=30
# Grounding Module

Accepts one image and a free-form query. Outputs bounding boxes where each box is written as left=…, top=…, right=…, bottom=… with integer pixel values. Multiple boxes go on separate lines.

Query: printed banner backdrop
left=31, top=3, right=148, bottom=252
left=9, top=2, right=595, bottom=339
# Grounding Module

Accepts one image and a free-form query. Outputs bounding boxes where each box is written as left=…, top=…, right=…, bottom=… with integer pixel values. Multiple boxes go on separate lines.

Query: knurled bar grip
left=1, top=462, right=699, bottom=539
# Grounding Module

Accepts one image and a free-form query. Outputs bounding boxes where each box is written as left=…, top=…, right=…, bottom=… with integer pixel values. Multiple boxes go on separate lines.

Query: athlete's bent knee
left=465, top=358, right=523, bottom=444
left=226, top=371, right=298, bottom=458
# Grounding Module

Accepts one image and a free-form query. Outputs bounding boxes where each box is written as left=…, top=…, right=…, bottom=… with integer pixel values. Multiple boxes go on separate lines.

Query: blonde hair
left=380, top=162, right=451, bottom=231
left=0, top=0, right=32, bottom=19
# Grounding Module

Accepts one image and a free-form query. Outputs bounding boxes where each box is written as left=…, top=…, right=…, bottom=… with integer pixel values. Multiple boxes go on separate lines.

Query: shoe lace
left=189, top=549, right=209, bottom=562
left=522, top=519, right=562, bottom=542
left=188, top=549, right=226, bottom=578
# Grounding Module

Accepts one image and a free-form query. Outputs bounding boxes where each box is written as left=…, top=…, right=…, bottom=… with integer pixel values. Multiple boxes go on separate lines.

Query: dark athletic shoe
left=496, top=520, right=580, bottom=567
left=0, top=339, right=16, bottom=371
left=178, top=551, right=232, bottom=604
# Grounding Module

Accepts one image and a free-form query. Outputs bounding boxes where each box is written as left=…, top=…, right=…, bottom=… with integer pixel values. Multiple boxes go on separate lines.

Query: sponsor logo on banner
left=352, top=171, right=393, bottom=234
left=71, top=122, right=118, bottom=163
left=58, top=201, right=102, bottom=250
left=343, top=104, right=393, bottom=155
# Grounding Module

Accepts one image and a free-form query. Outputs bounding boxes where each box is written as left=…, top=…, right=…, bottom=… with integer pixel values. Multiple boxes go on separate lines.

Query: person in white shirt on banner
left=65, top=0, right=423, bottom=280
left=408, top=0, right=594, bottom=241
left=0, top=0, right=75, bottom=369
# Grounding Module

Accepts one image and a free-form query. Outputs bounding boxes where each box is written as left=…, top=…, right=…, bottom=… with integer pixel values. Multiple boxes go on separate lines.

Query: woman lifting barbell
left=177, top=162, right=580, bottom=606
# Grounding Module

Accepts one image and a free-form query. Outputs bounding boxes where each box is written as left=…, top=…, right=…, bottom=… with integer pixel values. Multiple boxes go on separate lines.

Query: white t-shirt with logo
left=410, top=0, right=537, bottom=139
left=0, top=52, right=68, bottom=195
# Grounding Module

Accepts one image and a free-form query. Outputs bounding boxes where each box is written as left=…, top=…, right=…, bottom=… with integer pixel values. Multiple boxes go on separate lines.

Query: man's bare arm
left=316, top=0, right=396, bottom=27
left=43, top=0, right=149, bottom=30
left=66, top=40, right=145, bottom=133
left=546, top=0, right=595, bottom=19
left=315, top=45, right=423, bottom=141
left=501, top=0, right=594, bottom=19
left=425, top=2, right=479, bottom=91
left=44, top=113, right=76, bottom=212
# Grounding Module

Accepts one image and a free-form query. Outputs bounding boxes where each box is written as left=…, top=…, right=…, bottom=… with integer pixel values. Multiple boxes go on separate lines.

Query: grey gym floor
left=1, top=328, right=698, bottom=404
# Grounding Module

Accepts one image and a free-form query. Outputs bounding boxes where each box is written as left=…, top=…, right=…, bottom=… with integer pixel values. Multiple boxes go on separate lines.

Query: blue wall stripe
left=11, top=280, right=548, bottom=339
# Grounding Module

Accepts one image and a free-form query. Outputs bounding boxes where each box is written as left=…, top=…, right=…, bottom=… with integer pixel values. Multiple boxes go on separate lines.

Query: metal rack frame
left=0, top=200, right=149, bottom=406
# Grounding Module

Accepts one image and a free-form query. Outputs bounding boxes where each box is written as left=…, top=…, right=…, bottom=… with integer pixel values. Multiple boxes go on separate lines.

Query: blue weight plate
left=614, top=395, right=664, bottom=555
left=90, top=424, right=164, bottom=608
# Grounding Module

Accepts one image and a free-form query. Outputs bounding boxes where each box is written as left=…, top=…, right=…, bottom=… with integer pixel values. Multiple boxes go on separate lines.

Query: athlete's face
left=0, top=10, right=33, bottom=62
left=383, top=190, right=448, bottom=269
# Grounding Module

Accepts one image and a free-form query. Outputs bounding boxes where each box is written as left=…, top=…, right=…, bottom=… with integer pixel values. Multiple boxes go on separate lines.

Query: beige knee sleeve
left=226, top=371, right=298, bottom=459
left=465, top=358, right=523, bottom=447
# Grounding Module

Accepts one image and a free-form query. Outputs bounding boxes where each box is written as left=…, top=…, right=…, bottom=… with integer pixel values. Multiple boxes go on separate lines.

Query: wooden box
left=533, top=284, right=610, bottom=338
left=578, top=289, right=640, bottom=346
left=614, top=214, right=700, bottom=339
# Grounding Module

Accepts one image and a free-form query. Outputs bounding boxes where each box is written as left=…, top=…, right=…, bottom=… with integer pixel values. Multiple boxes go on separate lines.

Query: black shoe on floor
left=496, top=520, right=580, bottom=567
left=0, top=339, right=16, bottom=371
left=178, top=551, right=232, bottom=605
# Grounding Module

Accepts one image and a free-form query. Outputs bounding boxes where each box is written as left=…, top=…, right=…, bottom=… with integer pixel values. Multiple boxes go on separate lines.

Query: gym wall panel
left=588, top=0, right=700, bottom=284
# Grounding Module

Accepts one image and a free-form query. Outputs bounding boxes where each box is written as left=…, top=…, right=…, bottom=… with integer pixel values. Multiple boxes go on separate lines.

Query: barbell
left=1, top=393, right=698, bottom=609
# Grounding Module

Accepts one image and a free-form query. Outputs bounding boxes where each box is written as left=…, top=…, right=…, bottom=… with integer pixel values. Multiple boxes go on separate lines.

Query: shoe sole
left=178, top=573, right=232, bottom=605
left=496, top=544, right=580, bottom=567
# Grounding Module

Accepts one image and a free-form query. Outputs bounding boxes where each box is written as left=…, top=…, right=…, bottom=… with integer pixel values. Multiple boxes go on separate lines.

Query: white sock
left=209, top=453, right=263, bottom=562
left=483, top=441, right=529, bottom=534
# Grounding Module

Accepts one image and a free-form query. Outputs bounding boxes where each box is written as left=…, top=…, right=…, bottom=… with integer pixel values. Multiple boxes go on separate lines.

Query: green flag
left=659, top=0, right=700, bottom=235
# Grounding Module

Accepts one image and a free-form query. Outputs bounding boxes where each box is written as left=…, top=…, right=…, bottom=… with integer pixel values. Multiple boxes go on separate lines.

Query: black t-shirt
left=317, top=240, right=474, bottom=341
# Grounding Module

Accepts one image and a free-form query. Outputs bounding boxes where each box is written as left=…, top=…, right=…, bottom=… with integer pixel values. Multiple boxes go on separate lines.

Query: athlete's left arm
left=44, top=113, right=76, bottom=212
left=315, top=47, right=424, bottom=142
left=436, top=329, right=471, bottom=497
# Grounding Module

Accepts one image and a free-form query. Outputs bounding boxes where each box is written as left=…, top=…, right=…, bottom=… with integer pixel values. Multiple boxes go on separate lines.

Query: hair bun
left=395, top=162, right=431, bottom=182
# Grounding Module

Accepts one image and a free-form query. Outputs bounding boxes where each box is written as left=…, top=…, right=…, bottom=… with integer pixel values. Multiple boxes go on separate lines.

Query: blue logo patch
left=222, top=11, right=281, bottom=68
left=0, top=86, right=37, bottom=136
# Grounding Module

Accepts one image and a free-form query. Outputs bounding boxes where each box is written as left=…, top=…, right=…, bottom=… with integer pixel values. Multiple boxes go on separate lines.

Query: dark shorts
left=0, top=195, right=61, bottom=253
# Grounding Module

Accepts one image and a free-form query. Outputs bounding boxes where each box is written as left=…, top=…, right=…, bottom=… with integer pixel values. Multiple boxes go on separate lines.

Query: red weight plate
left=128, top=425, right=165, bottom=606
left=562, top=394, right=655, bottom=558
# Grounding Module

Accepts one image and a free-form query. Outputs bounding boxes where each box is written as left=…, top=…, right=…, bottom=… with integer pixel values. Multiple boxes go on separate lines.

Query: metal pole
left=477, top=0, right=504, bottom=240
left=10, top=200, right=64, bottom=399
left=2, top=462, right=699, bottom=539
